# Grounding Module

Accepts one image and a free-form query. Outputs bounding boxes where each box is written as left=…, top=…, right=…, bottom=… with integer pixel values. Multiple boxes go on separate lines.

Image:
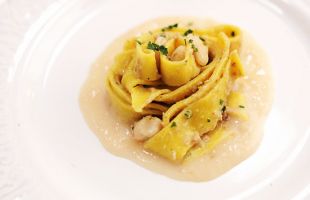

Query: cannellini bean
left=170, top=45, right=186, bottom=61
left=132, top=116, right=163, bottom=141
left=155, top=36, right=167, bottom=46
left=187, top=35, right=209, bottom=66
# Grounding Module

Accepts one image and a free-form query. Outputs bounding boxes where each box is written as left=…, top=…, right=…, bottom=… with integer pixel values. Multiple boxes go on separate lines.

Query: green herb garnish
left=171, top=121, right=177, bottom=128
left=184, top=110, right=192, bottom=119
left=136, top=40, right=142, bottom=45
left=158, top=45, right=168, bottom=56
left=219, top=99, right=224, bottom=105
left=147, top=42, right=157, bottom=50
left=239, top=105, right=245, bottom=108
left=221, top=105, right=226, bottom=113
left=162, top=23, right=178, bottom=31
left=189, top=39, right=193, bottom=43
left=147, top=42, right=168, bottom=56
left=199, top=36, right=205, bottom=41
left=191, top=44, right=198, bottom=52
left=184, top=29, right=193, bottom=36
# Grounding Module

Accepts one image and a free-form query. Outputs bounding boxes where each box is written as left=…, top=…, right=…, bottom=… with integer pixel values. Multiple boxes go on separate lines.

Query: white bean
left=187, top=35, right=209, bottom=66
left=170, top=45, right=186, bottom=61
left=155, top=36, right=167, bottom=46
left=132, top=116, right=163, bottom=141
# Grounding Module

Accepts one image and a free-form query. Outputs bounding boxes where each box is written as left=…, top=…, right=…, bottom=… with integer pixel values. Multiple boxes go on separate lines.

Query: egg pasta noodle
left=106, top=24, right=247, bottom=162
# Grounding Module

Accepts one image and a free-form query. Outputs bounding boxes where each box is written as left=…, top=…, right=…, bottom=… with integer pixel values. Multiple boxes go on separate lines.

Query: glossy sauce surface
left=79, top=17, right=273, bottom=181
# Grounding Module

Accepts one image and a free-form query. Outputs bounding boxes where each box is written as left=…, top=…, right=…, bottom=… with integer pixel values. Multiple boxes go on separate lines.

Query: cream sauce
left=79, top=17, right=273, bottom=182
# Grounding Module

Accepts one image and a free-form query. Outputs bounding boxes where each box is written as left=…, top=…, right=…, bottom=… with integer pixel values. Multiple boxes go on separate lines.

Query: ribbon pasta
left=106, top=23, right=247, bottom=162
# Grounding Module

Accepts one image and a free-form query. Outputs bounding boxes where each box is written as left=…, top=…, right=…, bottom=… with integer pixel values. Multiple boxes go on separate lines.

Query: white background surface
left=0, top=0, right=310, bottom=199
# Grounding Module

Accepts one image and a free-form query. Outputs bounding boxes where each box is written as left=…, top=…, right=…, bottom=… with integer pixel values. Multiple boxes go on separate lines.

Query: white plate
left=1, top=0, right=310, bottom=199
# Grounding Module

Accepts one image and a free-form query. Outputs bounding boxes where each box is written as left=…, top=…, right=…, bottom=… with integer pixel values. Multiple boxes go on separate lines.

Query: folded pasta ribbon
left=106, top=23, right=247, bottom=162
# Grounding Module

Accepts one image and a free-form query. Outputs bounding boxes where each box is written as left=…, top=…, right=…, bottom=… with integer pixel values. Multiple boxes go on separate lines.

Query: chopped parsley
left=183, top=29, right=193, bottom=36
left=184, top=38, right=187, bottom=45
left=158, top=45, right=168, bottom=56
left=171, top=121, right=177, bottom=128
left=207, top=118, right=211, bottom=122
left=136, top=40, right=142, bottom=45
left=159, top=34, right=166, bottom=38
left=199, top=36, right=205, bottom=42
left=184, top=110, right=192, bottom=119
left=147, top=42, right=168, bottom=56
left=189, top=39, right=193, bottom=43
left=147, top=42, right=157, bottom=51
left=221, top=105, right=226, bottom=113
left=219, top=99, right=224, bottom=105
left=162, top=23, right=178, bottom=31
left=191, top=44, right=198, bottom=52
left=239, top=105, right=245, bottom=108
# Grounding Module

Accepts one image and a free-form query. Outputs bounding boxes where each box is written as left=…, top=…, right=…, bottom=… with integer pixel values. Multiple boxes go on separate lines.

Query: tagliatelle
left=106, top=23, right=248, bottom=162
left=144, top=59, right=232, bottom=162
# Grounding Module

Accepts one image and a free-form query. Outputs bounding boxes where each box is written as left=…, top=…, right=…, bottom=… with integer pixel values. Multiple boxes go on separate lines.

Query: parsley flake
left=183, top=29, right=193, bottom=36
left=171, top=121, right=177, bottom=128
left=191, top=44, right=198, bottom=52
left=136, top=40, right=142, bottom=45
left=221, top=105, right=226, bottom=113
left=147, top=42, right=168, bottom=56
left=184, top=110, right=192, bottom=119
left=239, top=105, right=245, bottom=108
left=162, top=23, right=178, bottom=31
left=199, top=36, right=205, bottom=42
left=219, top=99, right=224, bottom=105
left=147, top=42, right=157, bottom=51
left=158, top=45, right=168, bottom=56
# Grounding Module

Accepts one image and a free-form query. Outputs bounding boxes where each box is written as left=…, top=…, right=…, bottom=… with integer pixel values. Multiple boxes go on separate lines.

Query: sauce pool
left=79, top=17, right=273, bottom=181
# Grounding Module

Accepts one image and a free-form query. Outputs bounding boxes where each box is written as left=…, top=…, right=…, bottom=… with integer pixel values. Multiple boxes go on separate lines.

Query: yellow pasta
left=144, top=60, right=231, bottom=162
left=227, top=91, right=248, bottom=121
left=136, top=44, right=160, bottom=81
left=131, top=86, right=169, bottom=112
left=106, top=23, right=246, bottom=162
left=160, top=50, right=200, bottom=86
left=184, top=125, right=234, bottom=162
